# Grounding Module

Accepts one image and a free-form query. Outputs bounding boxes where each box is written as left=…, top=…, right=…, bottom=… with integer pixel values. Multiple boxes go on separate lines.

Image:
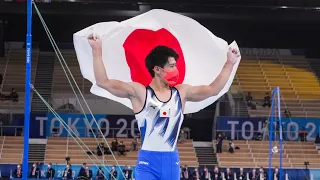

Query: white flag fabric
left=73, top=9, right=241, bottom=114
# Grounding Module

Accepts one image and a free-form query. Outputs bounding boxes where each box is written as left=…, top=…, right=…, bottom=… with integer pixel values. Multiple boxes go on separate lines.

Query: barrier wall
left=0, top=164, right=312, bottom=180
left=216, top=117, right=320, bottom=141
left=2, top=113, right=212, bottom=140
left=0, top=164, right=134, bottom=179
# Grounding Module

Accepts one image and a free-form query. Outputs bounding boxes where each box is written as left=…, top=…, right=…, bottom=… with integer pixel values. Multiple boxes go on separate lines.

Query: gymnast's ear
left=153, top=66, right=162, bottom=77
left=153, top=66, right=160, bottom=72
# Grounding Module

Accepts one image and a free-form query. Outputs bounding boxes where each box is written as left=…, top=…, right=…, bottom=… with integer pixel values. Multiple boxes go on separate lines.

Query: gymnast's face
left=165, top=57, right=177, bottom=69
left=156, top=57, right=177, bottom=75
left=153, top=56, right=179, bottom=86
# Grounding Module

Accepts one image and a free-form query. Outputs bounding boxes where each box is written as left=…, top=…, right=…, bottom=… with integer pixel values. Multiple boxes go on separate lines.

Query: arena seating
left=234, top=56, right=320, bottom=118
left=1, top=47, right=319, bottom=118
left=52, top=50, right=91, bottom=94
left=0, top=136, right=23, bottom=164
left=0, top=137, right=318, bottom=169
left=45, top=137, right=199, bottom=167
left=0, top=136, right=198, bottom=166
left=216, top=140, right=320, bottom=168
left=29, top=49, right=320, bottom=118
left=0, top=48, right=39, bottom=110
left=281, top=56, right=320, bottom=118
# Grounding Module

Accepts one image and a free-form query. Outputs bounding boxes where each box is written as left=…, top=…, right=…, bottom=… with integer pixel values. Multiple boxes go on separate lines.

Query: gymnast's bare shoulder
left=96, top=79, right=146, bottom=112
left=88, top=34, right=146, bottom=112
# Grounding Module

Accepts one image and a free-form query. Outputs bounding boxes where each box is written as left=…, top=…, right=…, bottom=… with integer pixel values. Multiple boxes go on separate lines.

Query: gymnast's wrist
left=224, top=61, right=234, bottom=68
left=92, top=48, right=102, bottom=57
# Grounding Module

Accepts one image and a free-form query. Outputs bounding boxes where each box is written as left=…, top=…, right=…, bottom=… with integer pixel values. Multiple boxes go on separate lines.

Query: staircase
left=308, top=58, right=320, bottom=82
left=232, top=94, right=249, bottom=117
left=28, top=144, right=46, bottom=163
left=231, top=77, right=249, bottom=117
left=194, top=147, right=217, bottom=168
left=31, top=52, right=55, bottom=112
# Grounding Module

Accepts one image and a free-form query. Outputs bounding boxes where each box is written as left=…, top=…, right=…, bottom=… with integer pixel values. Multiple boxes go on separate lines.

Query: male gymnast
left=88, top=35, right=239, bottom=180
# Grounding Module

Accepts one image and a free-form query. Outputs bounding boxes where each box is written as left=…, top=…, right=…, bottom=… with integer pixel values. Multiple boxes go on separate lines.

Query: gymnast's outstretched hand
left=88, top=34, right=102, bottom=50
left=176, top=47, right=240, bottom=103
left=227, top=47, right=240, bottom=65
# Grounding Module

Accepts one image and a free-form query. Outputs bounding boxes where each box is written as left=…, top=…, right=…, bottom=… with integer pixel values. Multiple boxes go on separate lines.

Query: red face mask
left=156, top=67, right=179, bottom=86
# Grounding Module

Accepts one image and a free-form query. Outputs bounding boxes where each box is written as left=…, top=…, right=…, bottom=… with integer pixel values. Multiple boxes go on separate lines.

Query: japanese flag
left=160, top=109, right=170, bottom=118
left=73, top=9, right=241, bottom=114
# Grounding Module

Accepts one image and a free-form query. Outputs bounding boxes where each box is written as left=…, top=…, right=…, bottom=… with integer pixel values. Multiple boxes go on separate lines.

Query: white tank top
left=135, top=86, right=184, bottom=152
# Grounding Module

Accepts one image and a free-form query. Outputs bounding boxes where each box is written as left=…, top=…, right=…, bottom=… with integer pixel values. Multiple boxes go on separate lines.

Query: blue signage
left=216, top=117, right=320, bottom=141
left=2, top=114, right=47, bottom=138
left=39, top=164, right=134, bottom=180
left=45, top=113, right=139, bottom=138
left=5, top=114, right=320, bottom=141
left=282, top=118, right=320, bottom=141
left=2, top=113, right=139, bottom=138
left=0, top=164, right=134, bottom=179
left=216, top=117, right=264, bottom=140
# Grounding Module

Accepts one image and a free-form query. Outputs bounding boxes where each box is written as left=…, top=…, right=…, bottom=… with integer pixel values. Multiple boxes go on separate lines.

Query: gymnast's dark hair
left=145, top=46, right=179, bottom=77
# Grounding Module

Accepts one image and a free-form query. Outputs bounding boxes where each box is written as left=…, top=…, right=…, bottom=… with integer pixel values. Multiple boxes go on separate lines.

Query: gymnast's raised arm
left=177, top=48, right=240, bottom=102
left=88, top=35, right=145, bottom=100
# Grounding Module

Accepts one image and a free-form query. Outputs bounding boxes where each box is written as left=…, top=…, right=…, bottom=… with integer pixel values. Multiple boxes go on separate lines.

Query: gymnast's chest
left=146, top=99, right=178, bottom=117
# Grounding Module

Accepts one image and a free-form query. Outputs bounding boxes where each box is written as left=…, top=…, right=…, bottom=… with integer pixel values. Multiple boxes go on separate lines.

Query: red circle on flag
left=163, top=112, right=167, bottom=116
left=123, top=28, right=186, bottom=86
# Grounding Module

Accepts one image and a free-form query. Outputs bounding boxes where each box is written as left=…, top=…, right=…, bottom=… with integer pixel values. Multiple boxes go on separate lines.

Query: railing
left=49, top=127, right=140, bottom=138
left=82, top=78, right=85, bottom=94
left=0, top=136, right=5, bottom=158
left=227, top=91, right=235, bottom=116
left=219, top=98, right=250, bottom=117
left=277, top=55, right=296, bottom=93
left=277, top=55, right=307, bottom=118
left=66, top=136, right=69, bottom=157
left=48, top=95, right=134, bottom=115
left=0, top=101, right=25, bottom=114
left=49, top=95, right=102, bottom=107
left=0, top=112, right=11, bottom=126
left=215, top=129, right=312, bottom=142
left=240, top=48, right=280, bottom=57
left=31, top=48, right=41, bottom=103
left=219, top=98, right=233, bottom=117
left=43, top=143, right=48, bottom=164
left=256, top=55, right=271, bottom=90
left=0, top=48, right=11, bottom=92
left=232, top=63, right=249, bottom=117
left=50, top=56, right=56, bottom=101
left=212, top=100, right=220, bottom=139
left=0, top=126, right=24, bottom=136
